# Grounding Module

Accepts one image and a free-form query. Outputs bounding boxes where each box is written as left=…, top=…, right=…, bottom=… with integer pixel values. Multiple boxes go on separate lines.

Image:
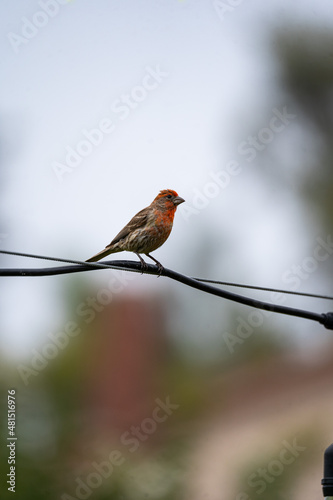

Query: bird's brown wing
left=108, top=206, right=150, bottom=247
left=86, top=206, right=151, bottom=262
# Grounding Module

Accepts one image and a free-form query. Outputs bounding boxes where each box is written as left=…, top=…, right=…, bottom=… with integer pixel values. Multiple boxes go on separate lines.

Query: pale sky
left=1, top=0, right=333, bottom=360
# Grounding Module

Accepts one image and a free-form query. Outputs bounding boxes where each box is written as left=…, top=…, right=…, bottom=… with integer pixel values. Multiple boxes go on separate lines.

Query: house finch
left=86, top=189, right=185, bottom=273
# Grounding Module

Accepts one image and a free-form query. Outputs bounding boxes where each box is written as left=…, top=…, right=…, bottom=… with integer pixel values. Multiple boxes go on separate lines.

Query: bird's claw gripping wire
left=1, top=249, right=332, bottom=330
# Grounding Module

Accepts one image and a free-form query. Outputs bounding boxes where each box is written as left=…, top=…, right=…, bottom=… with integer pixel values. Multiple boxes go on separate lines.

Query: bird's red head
left=153, top=189, right=185, bottom=211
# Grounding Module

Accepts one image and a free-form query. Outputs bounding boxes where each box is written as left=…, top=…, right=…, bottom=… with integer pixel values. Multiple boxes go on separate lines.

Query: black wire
left=0, top=249, right=333, bottom=330
left=193, top=278, right=333, bottom=301
left=1, top=249, right=331, bottom=300
left=0, top=249, right=140, bottom=273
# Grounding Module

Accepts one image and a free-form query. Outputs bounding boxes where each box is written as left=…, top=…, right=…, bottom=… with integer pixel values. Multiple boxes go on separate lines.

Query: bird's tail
left=86, top=245, right=119, bottom=263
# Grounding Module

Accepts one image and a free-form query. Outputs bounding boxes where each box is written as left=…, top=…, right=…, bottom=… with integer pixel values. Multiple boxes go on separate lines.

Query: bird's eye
left=166, top=194, right=172, bottom=199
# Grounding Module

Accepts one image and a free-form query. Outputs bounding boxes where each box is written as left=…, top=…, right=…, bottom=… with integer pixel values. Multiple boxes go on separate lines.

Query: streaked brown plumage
left=86, top=189, right=185, bottom=273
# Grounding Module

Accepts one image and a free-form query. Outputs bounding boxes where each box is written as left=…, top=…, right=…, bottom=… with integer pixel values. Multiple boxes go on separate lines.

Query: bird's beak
left=174, top=196, right=185, bottom=206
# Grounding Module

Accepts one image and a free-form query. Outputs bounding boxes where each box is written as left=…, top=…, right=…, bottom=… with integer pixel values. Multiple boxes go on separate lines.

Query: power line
left=0, top=249, right=139, bottom=273
left=1, top=249, right=331, bottom=300
left=193, top=278, right=333, bottom=301
left=0, top=249, right=333, bottom=330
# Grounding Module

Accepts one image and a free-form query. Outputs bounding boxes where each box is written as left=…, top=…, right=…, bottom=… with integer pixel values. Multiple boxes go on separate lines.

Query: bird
left=86, top=189, right=185, bottom=274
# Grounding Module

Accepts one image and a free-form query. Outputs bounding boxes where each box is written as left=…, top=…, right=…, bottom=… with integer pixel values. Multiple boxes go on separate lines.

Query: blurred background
left=1, top=1, right=333, bottom=499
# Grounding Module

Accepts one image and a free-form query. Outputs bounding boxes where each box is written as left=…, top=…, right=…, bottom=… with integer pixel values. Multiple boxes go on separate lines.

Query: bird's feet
left=140, top=261, right=149, bottom=274
left=136, top=253, right=149, bottom=274
left=146, top=253, right=164, bottom=277
left=156, top=262, right=164, bottom=276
